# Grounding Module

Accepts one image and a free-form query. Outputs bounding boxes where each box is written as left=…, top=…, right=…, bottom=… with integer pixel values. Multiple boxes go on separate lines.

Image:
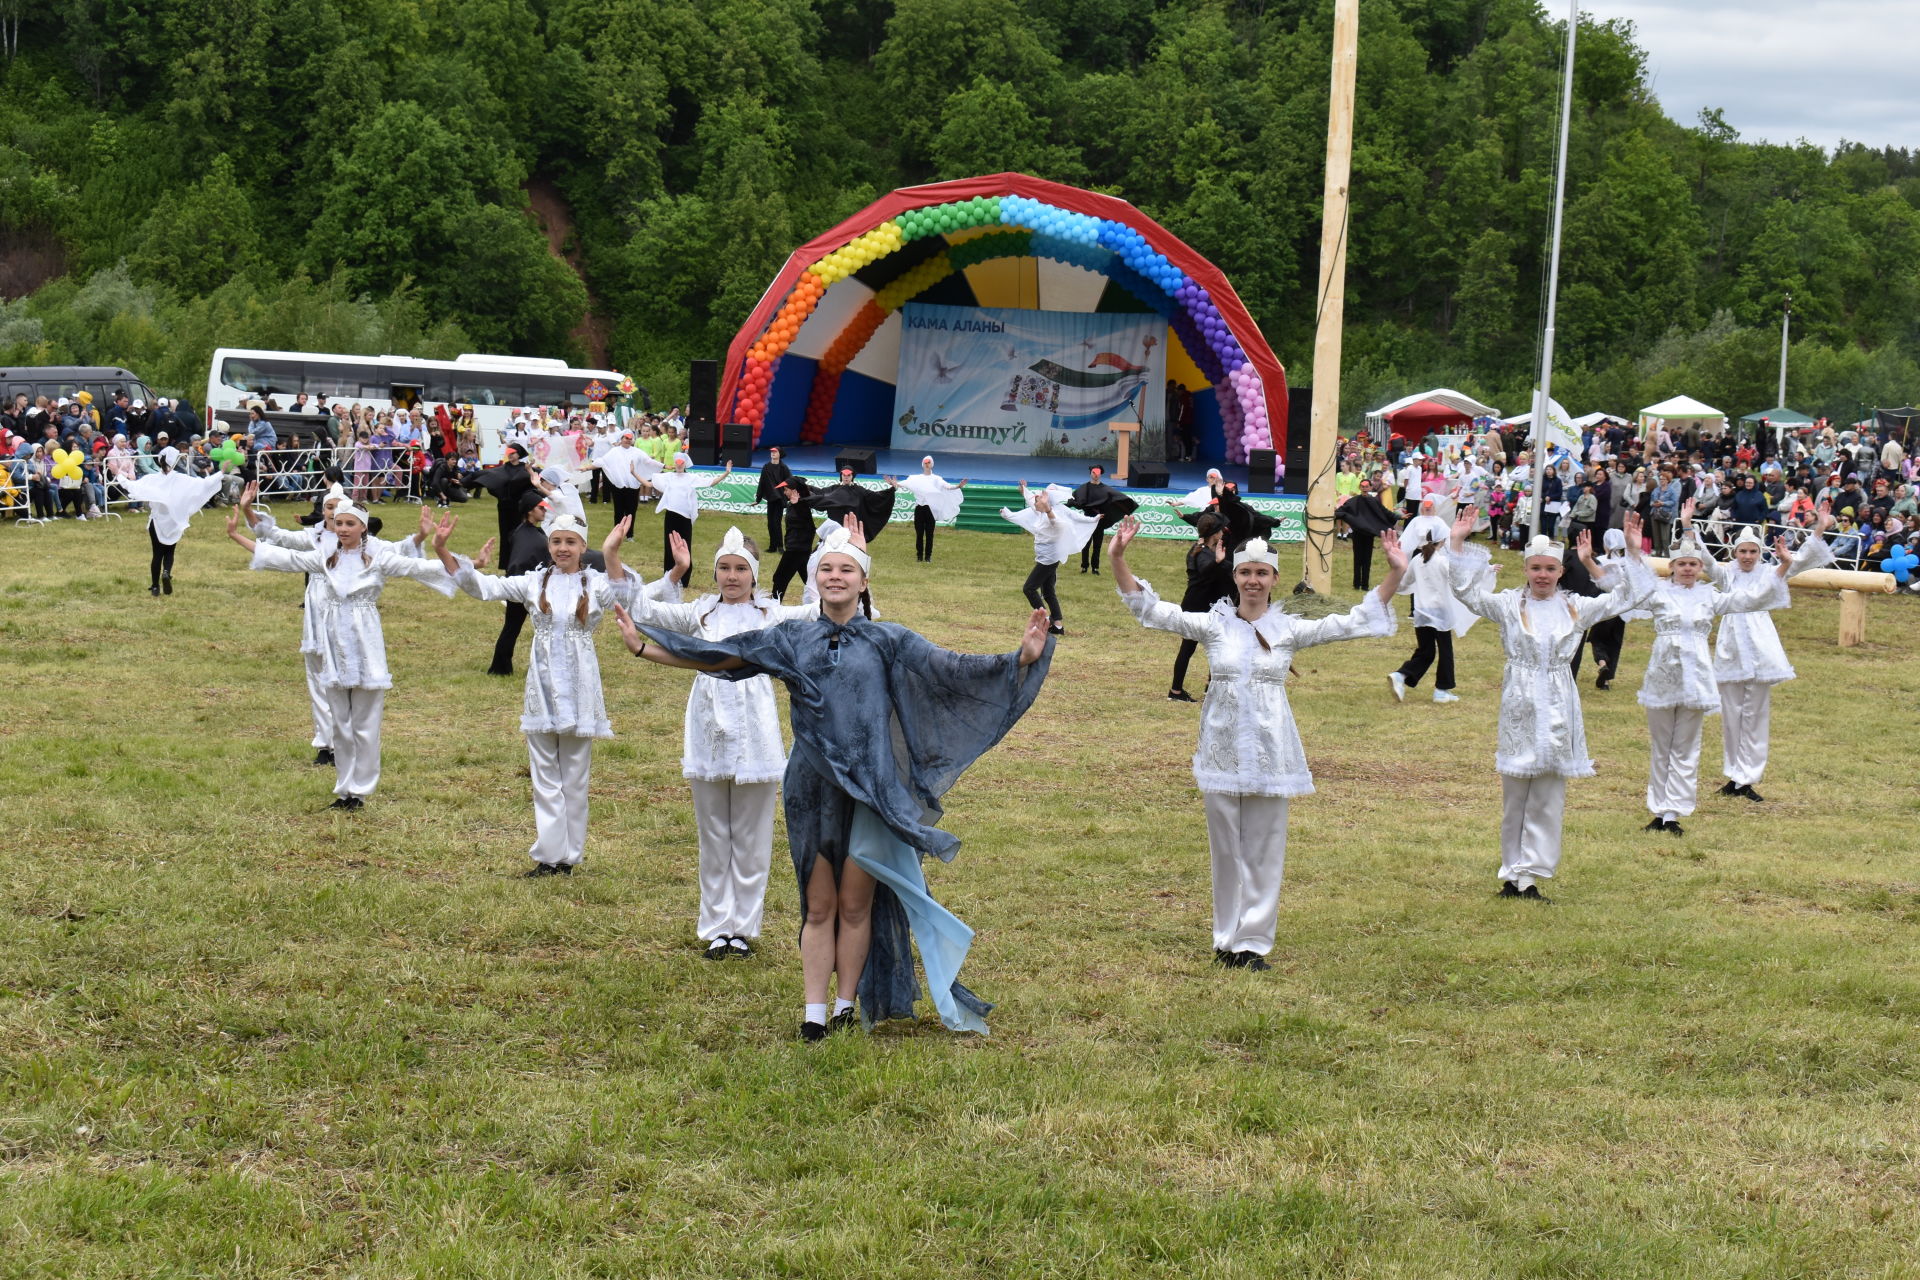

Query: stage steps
left=952, top=482, right=1026, bottom=533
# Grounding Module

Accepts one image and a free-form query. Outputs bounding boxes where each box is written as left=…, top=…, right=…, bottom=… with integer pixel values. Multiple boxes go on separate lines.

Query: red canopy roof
left=1384, top=399, right=1474, bottom=442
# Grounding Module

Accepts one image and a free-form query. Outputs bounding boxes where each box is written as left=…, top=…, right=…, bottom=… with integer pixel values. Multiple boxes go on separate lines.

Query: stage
left=767, top=446, right=1260, bottom=495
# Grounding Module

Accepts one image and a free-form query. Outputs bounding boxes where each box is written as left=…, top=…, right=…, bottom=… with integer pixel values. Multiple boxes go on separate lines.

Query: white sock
left=833, top=997, right=855, bottom=1016
left=1662, top=811, right=1678, bottom=823
left=707, top=938, right=728, bottom=951
left=728, top=936, right=750, bottom=950
left=804, top=1002, right=827, bottom=1025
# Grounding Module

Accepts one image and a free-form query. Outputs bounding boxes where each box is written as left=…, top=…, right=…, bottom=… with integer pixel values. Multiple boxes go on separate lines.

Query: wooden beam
left=1303, top=0, right=1358, bottom=594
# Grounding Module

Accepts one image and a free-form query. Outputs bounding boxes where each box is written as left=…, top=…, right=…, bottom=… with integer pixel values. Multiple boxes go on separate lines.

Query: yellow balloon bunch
left=807, top=220, right=905, bottom=286
left=874, top=253, right=954, bottom=312
left=51, top=447, right=85, bottom=481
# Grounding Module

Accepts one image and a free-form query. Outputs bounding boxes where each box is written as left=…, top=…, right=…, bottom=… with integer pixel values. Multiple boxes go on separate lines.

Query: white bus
left=205, top=348, right=637, bottom=461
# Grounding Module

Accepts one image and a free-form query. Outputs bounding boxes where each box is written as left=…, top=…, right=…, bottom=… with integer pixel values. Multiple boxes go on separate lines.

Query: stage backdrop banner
left=891, top=303, right=1166, bottom=459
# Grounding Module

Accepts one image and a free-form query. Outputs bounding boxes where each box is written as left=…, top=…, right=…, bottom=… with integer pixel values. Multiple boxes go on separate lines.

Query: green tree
left=129, top=154, right=261, bottom=295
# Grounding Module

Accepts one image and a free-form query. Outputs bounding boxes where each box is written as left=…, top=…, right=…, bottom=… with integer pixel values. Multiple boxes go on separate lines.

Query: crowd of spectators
left=2, top=390, right=692, bottom=519
left=1333, top=416, right=1918, bottom=581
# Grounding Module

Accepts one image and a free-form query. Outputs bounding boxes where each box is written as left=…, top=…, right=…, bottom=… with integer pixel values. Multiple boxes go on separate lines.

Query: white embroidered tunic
left=252, top=514, right=430, bottom=663
left=1601, top=571, right=1788, bottom=711
left=1448, top=545, right=1654, bottom=778
left=1709, top=538, right=1835, bottom=686
left=625, top=593, right=820, bottom=782
left=452, top=560, right=658, bottom=738
left=1122, top=579, right=1396, bottom=796
left=249, top=542, right=456, bottom=690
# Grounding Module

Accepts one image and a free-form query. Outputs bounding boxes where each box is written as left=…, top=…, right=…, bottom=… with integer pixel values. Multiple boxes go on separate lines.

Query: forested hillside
left=1, top=0, right=1915, bottom=423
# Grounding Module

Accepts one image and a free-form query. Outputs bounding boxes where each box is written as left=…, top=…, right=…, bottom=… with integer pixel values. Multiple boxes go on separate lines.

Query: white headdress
left=1730, top=524, right=1766, bottom=550
left=713, top=525, right=759, bottom=581
left=324, top=482, right=348, bottom=505
left=545, top=511, right=590, bottom=541
left=1667, top=530, right=1709, bottom=562
left=807, top=523, right=871, bottom=587
left=1233, top=538, right=1280, bottom=570
left=332, top=500, right=371, bottom=526
left=1602, top=528, right=1627, bottom=555
left=1521, top=534, right=1564, bottom=560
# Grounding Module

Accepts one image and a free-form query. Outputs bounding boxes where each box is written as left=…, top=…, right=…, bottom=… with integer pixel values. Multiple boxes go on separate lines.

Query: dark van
left=0, top=365, right=162, bottom=410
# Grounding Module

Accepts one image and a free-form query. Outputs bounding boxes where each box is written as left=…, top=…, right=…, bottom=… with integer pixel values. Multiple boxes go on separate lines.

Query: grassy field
left=2, top=504, right=1918, bottom=1278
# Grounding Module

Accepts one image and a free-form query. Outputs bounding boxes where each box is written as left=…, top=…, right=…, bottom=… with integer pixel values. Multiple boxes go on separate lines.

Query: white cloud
left=1598, top=0, right=1920, bottom=151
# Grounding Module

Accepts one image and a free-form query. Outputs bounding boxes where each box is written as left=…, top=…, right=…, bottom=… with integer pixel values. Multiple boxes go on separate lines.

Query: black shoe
left=327, top=796, right=354, bottom=810
left=728, top=938, right=754, bottom=958
left=1595, top=674, right=1612, bottom=690
left=523, top=862, right=570, bottom=878
left=1047, top=624, right=1065, bottom=636
left=1719, top=779, right=1740, bottom=796
left=800, top=1021, right=828, bottom=1042
left=1091, top=566, right=1101, bottom=575
left=704, top=939, right=730, bottom=960
left=486, top=665, right=514, bottom=677
left=1498, top=881, right=1522, bottom=898
left=829, top=1008, right=858, bottom=1033
left=1079, top=564, right=1090, bottom=574
left=1212, top=948, right=1235, bottom=966
left=148, top=584, right=160, bottom=597
left=162, top=576, right=172, bottom=595
left=313, top=748, right=335, bottom=766
left=1666, top=820, right=1685, bottom=836
left=1737, top=784, right=1764, bottom=803
left=1519, top=885, right=1553, bottom=904
left=1235, top=952, right=1271, bottom=972
left=1644, top=818, right=1668, bottom=833
left=1168, top=690, right=1196, bottom=703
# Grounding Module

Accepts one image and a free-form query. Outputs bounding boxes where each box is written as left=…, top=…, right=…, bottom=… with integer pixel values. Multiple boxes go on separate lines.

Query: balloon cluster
left=51, top=447, right=84, bottom=482
left=735, top=192, right=1279, bottom=464
left=210, top=438, right=245, bottom=469
left=898, top=198, right=1001, bottom=240
left=1882, top=542, right=1916, bottom=585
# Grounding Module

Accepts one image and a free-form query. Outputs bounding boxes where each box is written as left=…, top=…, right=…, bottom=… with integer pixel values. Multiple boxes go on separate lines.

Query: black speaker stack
left=1281, top=385, right=1312, bottom=495
left=834, top=446, right=877, bottom=475
left=1130, top=462, right=1170, bottom=489
left=1247, top=449, right=1277, bottom=494
left=686, top=359, right=721, bottom=464
left=719, top=423, right=754, bottom=468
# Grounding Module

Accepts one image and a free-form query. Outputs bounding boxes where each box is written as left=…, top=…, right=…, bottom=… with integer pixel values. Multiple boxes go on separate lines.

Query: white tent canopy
left=1497, top=410, right=1626, bottom=429
left=1640, top=395, right=1724, bottom=420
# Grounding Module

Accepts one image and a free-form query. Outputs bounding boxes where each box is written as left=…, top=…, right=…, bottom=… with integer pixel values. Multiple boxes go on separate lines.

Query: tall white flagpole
left=1531, top=0, right=1579, bottom=536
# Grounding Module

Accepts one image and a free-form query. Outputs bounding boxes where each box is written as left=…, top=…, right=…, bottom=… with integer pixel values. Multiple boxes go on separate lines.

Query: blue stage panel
left=823, top=368, right=896, bottom=445
left=760, top=351, right=818, bottom=446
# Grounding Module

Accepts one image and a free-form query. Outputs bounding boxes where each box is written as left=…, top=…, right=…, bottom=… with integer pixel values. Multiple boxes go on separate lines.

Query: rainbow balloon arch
left=719, top=173, right=1288, bottom=469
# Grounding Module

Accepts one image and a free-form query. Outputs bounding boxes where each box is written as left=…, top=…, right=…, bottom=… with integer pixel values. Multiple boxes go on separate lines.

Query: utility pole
left=1529, top=0, right=1579, bottom=533
left=1777, top=289, right=1791, bottom=409
left=1303, top=0, right=1357, bottom=594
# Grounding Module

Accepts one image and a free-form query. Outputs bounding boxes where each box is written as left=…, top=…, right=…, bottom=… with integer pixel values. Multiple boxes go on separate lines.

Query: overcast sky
left=1598, top=0, right=1918, bottom=153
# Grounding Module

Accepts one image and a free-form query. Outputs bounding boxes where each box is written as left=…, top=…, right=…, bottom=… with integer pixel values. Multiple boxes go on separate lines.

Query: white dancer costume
left=624, top=527, right=819, bottom=942
left=900, top=471, right=965, bottom=521
left=1708, top=527, right=1835, bottom=788
left=1121, top=543, right=1396, bottom=957
left=251, top=499, right=429, bottom=752
left=447, top=531, right=667, bottom=868
left=1600, top=531, right=1792, bottom=821
left=1448, top=538, right=1653, bottom=889
left=248, top=514, right=456, bottom=800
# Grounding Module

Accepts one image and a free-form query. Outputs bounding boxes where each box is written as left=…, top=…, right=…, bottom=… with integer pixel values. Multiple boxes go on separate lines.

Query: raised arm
left=1107, top=518, right=1217, bottom=641
left=612, top=605, right=747, bottom=670
left=601, top=514, right=630, bottom=583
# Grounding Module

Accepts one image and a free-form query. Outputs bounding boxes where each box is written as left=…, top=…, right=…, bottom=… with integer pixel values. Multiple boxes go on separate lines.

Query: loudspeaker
left=686, top=418, right=719, bottom=466
left=834, top=447, right=876, bottom=475
left=719, top=423, right=754, bottom=468
left=1248, top=448, right=1277, bottom=494
left=1131, top=462, right=1169, bottom=489
left=1283, top=385, right=1313, bottom=495
left=688, top=359, right=719, bottom=424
